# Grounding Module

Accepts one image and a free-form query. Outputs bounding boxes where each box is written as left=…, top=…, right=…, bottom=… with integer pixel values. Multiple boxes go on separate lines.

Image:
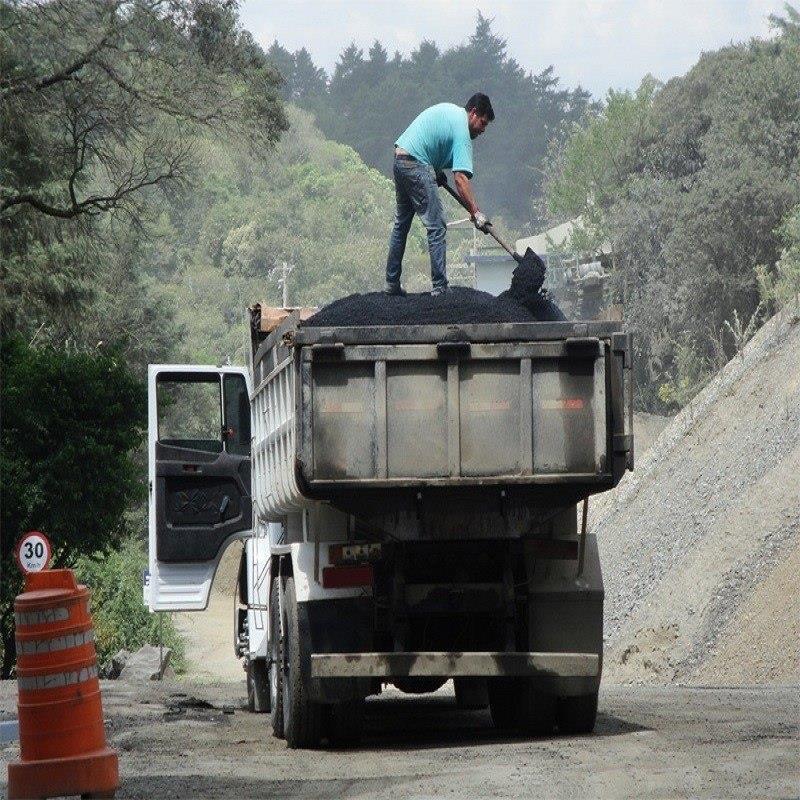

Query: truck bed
left=250, top=312, right=632, bottom=521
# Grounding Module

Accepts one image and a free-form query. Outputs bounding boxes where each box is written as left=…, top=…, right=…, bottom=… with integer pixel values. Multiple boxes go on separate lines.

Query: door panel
left=148, top=365, right=252, bottom=611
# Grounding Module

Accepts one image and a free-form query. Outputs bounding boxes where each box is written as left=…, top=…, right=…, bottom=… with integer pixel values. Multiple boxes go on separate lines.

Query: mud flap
left=525, top=533, right=604, bottom=697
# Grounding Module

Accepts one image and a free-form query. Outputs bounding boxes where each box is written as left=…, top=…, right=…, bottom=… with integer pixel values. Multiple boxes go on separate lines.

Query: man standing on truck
left=385, top=94, right=494, bottom=296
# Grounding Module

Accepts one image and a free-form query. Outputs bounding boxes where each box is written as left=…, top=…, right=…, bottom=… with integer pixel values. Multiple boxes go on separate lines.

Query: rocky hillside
left=593, top=311, right=800, bottom=684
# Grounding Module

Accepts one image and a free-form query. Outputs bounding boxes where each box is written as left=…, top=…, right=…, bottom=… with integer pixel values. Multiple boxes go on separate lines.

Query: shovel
left=439, top=176, right=546, bottom=292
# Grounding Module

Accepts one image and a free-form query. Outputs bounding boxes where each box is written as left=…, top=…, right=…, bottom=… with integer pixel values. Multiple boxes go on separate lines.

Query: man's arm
left=453, top=171, right=480, bottom=217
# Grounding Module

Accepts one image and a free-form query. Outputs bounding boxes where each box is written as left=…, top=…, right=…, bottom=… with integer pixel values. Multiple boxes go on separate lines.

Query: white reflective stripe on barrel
left=17, top=663, right=98, bottom=691
left=14, top=607, right=70, bottom=626
left=16, top=628, right=95, bottom=655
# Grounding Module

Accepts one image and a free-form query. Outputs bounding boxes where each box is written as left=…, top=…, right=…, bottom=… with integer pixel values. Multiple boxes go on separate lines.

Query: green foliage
left=269, top=14, right=594, bottom=225
left=757, top=204, right=800, bottom=310
left=1, top=0, right=286, bottom=352
left=73, top=538, right=184, bottom=671
left=0, top=0, right=286, bottom=221
left=544, top=9, right=800, bottom=411
left=544, top=78, right=659, bottom=255
left=656, top=335, right=713, bottom=412
left=0, top=335, right=146, bottom=676
left=152, top=106, right=431, bottom=365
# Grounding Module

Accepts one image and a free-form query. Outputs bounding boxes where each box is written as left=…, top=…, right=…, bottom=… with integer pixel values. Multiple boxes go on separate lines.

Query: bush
left=73, top=537, right=185, bottom=672
left=1, top=334, right=146, bottom=677
left=656, top=334, right=714, bottom=412
left=758, top=204, right=800, bottom=313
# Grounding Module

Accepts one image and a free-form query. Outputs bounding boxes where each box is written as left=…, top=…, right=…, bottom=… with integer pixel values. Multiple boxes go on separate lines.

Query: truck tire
left=281, top=577, right=322, bottom=748
left=517, top=682, right=556, bottom=736
left=557, top=691, right=598, bottom=735
left=488, top=678, right=519, bottom=730
left=454, top=678, right=489, bottom=710
left=268, top=579, right=284, bottom=738
left=246, top=658, right=270, bottom=713
left=325, top=699, right=364, bottom=747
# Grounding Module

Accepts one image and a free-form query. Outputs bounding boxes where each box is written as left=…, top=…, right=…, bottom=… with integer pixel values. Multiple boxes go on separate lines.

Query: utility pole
left=279, top=261, right=294, bottom=308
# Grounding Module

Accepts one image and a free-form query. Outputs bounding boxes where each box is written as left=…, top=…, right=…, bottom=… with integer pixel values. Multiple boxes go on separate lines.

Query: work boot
left=384, top=282, right=407, bottom=296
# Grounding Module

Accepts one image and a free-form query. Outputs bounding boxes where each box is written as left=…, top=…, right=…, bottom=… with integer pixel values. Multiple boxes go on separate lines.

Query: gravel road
left=2, top=679, right=796, bottom=799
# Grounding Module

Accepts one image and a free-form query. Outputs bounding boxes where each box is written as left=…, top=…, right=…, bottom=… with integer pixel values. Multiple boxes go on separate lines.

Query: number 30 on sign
left=15, top=531, right=52, bottom=574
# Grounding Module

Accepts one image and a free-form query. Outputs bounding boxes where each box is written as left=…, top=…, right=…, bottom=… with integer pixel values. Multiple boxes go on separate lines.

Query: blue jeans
left=385, top=156, right=447, bottom=291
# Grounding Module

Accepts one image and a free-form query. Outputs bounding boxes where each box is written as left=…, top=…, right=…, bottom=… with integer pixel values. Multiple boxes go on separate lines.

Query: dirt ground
left=1, top=678, right=796, bottom=799
left=172, top=541, right=243, bottom=683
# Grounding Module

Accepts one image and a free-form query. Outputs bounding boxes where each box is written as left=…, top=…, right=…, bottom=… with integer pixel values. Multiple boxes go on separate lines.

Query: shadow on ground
left=344, top=693, right=649, bottom=752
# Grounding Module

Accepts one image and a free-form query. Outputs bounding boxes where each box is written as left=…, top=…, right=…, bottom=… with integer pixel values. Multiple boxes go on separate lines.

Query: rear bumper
left=311, top=651, right=599, bottom=679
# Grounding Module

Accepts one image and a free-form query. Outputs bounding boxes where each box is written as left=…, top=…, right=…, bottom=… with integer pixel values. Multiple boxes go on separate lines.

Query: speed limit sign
left=15, top=531, right=52, bottom=574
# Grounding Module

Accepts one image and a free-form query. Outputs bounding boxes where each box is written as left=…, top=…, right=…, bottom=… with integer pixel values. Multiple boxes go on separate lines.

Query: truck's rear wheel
left=268, top=579, right=284, bottom=738
left=557, top=691, right=598, bottom=735
left=488, top=678, right=519, bottom=730
left=454, top=678, right=488, bottom=710
left=246, top=658, right=270, bottom=713
left=281, top=577, right=322, bottom=748
left=325, top=699, right=365, bottom=747
left=517, top=683, right=556, bottom=736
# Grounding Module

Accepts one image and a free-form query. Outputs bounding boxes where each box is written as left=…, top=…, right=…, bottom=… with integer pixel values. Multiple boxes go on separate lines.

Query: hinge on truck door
left=310, top=342, right=345, bottom=359
left=612, top=332, right=632, bottom=368
left=613, top=433, right=632, bottom=453
left=565, top=337, right=600, bottom=357
left=436, top=341, right=471, bottom=359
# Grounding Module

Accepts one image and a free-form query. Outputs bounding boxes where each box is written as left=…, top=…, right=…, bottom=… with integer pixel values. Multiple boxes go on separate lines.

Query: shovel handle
left=439, top=179, right=520, bottom=262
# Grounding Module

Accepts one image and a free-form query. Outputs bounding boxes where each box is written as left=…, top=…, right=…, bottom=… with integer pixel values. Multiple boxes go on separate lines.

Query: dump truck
left=146, top=305, right=633, bottom=747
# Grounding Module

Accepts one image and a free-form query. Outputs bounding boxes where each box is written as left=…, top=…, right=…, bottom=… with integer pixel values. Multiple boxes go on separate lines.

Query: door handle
left=219, top=495, right=230, bottom=519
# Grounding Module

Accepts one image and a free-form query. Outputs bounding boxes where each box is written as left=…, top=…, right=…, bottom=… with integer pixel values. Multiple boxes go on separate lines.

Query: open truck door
left=147, top=365, right=252, bottom=611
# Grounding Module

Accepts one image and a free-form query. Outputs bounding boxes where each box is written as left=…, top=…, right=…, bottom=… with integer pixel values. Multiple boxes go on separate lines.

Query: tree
left=0, top=0, right=287, bottom=350
left=543, top=8, right=800, bottom=411
left=0, top=336, right=146, bottom=677
left=758, top=204, right=800, bottom=311
left=0, top=0, right=286, bottom=221
left=290, top=15, right=593, bottom=224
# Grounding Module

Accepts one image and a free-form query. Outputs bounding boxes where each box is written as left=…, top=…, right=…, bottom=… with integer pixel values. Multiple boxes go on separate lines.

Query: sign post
left=14, top=531, right=52, bottom=575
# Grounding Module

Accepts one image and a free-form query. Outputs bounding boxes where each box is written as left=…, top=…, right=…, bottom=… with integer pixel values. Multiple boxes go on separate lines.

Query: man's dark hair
left=466, top=93, right=495, bottom=121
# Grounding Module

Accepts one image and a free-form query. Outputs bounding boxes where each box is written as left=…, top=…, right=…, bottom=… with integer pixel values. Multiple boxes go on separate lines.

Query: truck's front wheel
left=488, top=678, right=518, bottom=729
left=281, top=577, right=323, bottom=748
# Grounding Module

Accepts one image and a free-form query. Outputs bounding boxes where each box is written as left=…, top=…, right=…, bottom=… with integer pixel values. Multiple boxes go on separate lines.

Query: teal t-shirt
left=395, top=103, right=474, bottom=176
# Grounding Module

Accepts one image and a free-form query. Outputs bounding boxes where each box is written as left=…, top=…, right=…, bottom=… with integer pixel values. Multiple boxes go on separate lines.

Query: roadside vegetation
left=542, top=6, right=800, bottom=411
left=73, top=537, right=185, bottom=672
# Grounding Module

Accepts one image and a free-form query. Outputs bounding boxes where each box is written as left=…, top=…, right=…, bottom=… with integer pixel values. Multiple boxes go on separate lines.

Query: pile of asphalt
left=303, top=269, right=564, bottom=328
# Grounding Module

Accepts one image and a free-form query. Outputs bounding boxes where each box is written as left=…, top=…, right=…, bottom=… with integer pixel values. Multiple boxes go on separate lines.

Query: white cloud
left=240, top=0, right=786, bottom=97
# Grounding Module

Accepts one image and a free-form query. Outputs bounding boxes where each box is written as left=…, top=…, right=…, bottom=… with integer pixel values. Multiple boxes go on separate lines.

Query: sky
left=239, top=0, right=787, bottom=98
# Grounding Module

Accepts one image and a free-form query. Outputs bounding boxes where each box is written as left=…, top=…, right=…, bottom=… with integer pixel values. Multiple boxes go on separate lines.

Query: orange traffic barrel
left=7, top=569, right=118, bottom=800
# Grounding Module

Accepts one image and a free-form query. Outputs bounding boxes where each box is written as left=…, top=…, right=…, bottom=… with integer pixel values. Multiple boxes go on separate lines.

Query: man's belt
left=395, top=152, right=417, bottom=161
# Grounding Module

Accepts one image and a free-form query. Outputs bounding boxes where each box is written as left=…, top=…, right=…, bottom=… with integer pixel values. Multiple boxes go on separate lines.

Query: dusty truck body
left=147, top=306, right=633, bottom=747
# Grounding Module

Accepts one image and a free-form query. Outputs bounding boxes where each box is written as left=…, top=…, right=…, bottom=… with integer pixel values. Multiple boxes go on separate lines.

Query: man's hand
left=473, top=211, right=491, bottom=232
left=435, top=170, right=448, bottom=187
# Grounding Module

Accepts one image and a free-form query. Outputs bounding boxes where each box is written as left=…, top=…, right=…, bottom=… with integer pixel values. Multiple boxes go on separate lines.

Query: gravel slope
left=592, top=310, right=800, bottom=684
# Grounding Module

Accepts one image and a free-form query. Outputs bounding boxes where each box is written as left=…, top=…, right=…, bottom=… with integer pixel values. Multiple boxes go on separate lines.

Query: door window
left=157, top=375, right=222, bottom=453
left=223, top=373, right=251, bottom=456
